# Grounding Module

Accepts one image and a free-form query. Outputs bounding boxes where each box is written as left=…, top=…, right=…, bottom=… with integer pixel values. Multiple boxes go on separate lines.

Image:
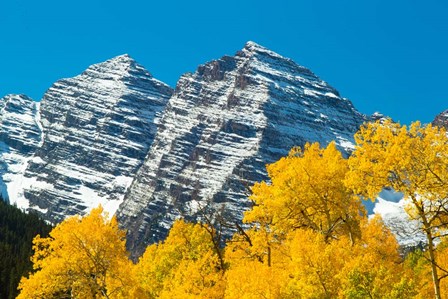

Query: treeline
left=0, top=197, right=51, bottom=299
left=15, top=120, right=448, bottom=298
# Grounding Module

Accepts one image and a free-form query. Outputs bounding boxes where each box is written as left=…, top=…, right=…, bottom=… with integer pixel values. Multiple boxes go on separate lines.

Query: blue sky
left=1, top=0, right=447, bottom=124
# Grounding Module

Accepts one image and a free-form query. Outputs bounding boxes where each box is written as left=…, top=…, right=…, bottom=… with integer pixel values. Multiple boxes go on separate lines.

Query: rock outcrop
left=117, top=42, right=367, bottom=255
left=2, top=55, right=173, bottom=222
left=432, top=109, right=448, bottom=129
left=1, top=42, right=377, bottom=257
left=0, top=94, right=42, bottom=207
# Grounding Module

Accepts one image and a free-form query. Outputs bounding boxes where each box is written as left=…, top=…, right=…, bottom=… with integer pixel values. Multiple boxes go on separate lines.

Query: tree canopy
left=17, top=206, right=138, bottom=299
left=346, top=120, right=448, bottom=299
left=16, top=126, right=448, bottom=298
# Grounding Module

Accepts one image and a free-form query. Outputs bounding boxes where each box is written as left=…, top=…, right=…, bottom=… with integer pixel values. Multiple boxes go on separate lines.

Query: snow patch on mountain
left=3, top=56, right=173, bottom=221
left=4, top=43, right=426, bottom=257
left=372, top=188, right=426, bottom=248
left=118, top=41, right=367, bottom=256
left=0, top=94, right=42, bottom=209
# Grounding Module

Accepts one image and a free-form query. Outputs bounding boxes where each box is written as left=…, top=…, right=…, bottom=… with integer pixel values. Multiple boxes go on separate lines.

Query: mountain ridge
left=1, top=42, right=398, bottom=257
left=1, top=54, right=173, bottom=222
left=116, top=41, right=367, bottom=256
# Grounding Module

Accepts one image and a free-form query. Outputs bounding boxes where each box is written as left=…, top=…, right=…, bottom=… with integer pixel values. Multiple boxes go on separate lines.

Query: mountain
left=1, top=55, right=173, bottom=221
left=117, top=41, right=367, bottom=256
left=0, top=94, right=42, bottom=207
left=1, top=42, right=373, bottom=257
left=432, top=109, right=448, bottom=129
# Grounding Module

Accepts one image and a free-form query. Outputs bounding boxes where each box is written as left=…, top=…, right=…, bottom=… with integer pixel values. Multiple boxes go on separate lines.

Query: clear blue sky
left=1, top=0, right=447, bottom=124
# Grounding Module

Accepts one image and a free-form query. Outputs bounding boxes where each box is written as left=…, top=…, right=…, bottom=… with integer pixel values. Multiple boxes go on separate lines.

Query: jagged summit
left=117, top=42, right=367, bottom=256
left=95, top=53, right=143, bottom=71
left=240, top=41, right=321, bottom=84
left=243, top=40, right=267, bottom=52
left=1, top=43, right=371, bottom=258
left=242, top=40, right=286, bottom=59
left=0, top=94, right=34, bottom=102
left=75, top=53, right=160, bottom=84
left=101, top=54, right=138, bottom=70
left=110, top=53, right=133, bottom=61
left=242, top=41, right=287, bottom=59
left=2, top=56, right=173, bottom=222
left=432, top=109, right=448, bottom=129
left=94, top=53, right=137, bottom=66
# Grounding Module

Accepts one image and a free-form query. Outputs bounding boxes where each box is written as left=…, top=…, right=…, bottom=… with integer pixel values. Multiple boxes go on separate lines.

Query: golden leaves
left=136, top=220, right=225, bottom=299
left=18, top=206, right=137, bottom=299
left=20, top=121, right=448, bottom=298
left=246, top=142, right=364, bottom=242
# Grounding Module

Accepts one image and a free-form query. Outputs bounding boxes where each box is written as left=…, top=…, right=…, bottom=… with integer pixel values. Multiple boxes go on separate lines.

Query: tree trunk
left=426, top=228, right=442, bottom=299
left=412, top=195, right=441, bottom=299
left=267, top=246, right=271, bottom=267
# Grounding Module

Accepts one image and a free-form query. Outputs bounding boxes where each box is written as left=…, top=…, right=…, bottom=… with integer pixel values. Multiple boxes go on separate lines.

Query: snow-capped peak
left=0, top=94, right=41, bottom=206
left=1, top=56, right=173, bottom=222
left=117, top=41, right=367, bottom=256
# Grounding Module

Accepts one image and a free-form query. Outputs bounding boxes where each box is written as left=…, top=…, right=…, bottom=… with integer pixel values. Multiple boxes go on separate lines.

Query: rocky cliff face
left=117, top=42, right=367, bottom=255
left=1, top=42, right=372, bottom=257
left=432, top=109, right=448, bottom=129
left=0, top=94, right=42, bottom=207
left=3, top=55, right=173, bottom=221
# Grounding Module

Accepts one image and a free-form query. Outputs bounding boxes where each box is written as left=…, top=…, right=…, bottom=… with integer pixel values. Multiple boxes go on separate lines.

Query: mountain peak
left=107, top=53, right=135, bottom=64
left=94, top=53, right=138, bottom=69
left=432, top=109, right=448, bottom=129
left=240, top=40, right=285, bottom=60
left=118, top=41, right=367, bottom=256
left=3, top=52, right=173, bottom=222
left=1, top=94, right=35, bottom=112
left=2, top=94, right=34, bottom=101
left=75, top=53, right=154, bottom=82
left=243, top=40, right=266, bottom=51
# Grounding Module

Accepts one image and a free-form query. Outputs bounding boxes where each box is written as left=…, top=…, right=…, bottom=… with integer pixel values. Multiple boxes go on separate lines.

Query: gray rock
left=1, top=42, right=374, bottom=258
left=117, top=41, right=367, bottom=256
left=10, top=55, right=173, bottom=220
left=0, top=94, right=42, bottom=204
left=432, top=109, right=448, bottom=129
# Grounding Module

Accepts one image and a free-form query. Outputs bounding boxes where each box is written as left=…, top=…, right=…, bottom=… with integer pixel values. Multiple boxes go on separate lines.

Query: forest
left=12, top=120, right=448, bottom=299
left=0, top=196, right=51, bottom=299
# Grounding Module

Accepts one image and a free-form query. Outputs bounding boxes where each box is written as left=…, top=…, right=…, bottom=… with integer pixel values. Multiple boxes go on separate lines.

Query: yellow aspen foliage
left=345, top=120, right=448, bottom=299
left=283, top=229, right=350, bottom=298
left=358, top=216, right=402, bottom=263
left=338, top=216, right=416, bottom=299
left=224, top=258, right=287, bottom=299
left=135, top=219, right=225, bottom=299
left=435, top=240, right=448, bottom=295
left=406, top=238, right=448, bottom=298
left=225, top=222, right=413, bottom=299
left=224, top=226, right=291, bottom=299
left=225, top=141, right=414, bottom=298
left=404, top=249, right=436, bottom=299
left=245, top=142, right=364, bottom=242
left=17, top=206, right=139, bottom=299
left=345, top=120, right=448, bottom=203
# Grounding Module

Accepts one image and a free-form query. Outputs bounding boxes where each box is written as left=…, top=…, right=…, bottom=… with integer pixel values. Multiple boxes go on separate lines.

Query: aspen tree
left=17, top=206, right=138, bottom=299
left=136, top=220, right=225, bottom=299
left=346, top=120, right=448, bottom=299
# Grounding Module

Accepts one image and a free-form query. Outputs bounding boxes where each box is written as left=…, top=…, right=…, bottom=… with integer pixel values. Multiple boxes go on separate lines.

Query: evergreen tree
left=0, top=196, right=52, bottom=299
